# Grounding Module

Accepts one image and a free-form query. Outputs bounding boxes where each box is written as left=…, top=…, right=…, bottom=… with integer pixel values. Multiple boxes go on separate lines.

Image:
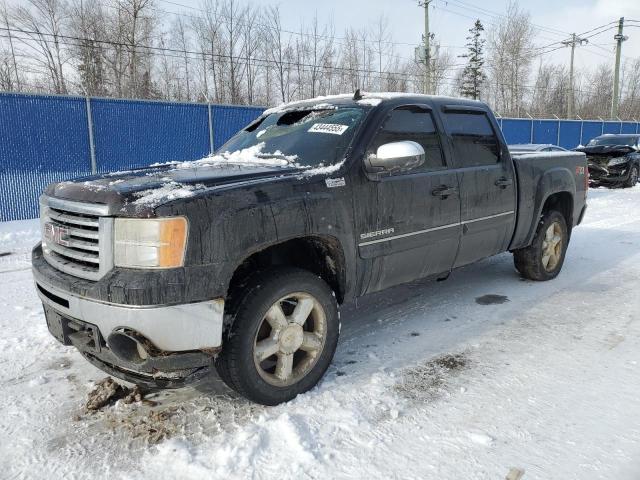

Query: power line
left=440, top=0, right=571, bottom=38
left=0, top=22, right=576, bottom=84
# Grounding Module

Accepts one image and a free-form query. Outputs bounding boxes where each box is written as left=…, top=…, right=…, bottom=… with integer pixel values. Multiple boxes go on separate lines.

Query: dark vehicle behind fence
left=32, top=92, right=588, bottom=405
left=577, top=134, right=640, bottom=188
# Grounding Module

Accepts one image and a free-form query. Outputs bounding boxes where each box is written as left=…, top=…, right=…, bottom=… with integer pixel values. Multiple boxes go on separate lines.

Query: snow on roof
left=263, top=91, right=483, bottom=115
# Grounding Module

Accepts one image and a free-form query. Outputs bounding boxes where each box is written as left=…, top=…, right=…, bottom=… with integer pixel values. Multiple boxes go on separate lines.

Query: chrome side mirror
left=365, top=141, right=425, bottom=177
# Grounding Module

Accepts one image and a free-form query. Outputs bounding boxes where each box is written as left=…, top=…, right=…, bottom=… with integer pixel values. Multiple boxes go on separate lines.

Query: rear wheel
left=514, top=210, right=569, bottom=281
left=624, top=165, right=638, bottom=188
left=215, top=267, right=339, bottom=405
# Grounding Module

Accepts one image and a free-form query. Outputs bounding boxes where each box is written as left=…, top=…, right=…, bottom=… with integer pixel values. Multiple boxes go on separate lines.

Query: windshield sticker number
left=308, top=123, right=349, bottom=135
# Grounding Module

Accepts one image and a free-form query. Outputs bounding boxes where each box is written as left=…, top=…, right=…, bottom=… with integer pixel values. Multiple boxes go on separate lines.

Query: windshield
left=588, top=136, right=638, bottom=147
left=218, top=107, right=366, bottom=168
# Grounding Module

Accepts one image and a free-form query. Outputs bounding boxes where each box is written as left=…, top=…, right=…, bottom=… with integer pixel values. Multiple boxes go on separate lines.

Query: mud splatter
left=85, top=377, right=155, bottom=411
left=394, top=353, right=468, bottom=401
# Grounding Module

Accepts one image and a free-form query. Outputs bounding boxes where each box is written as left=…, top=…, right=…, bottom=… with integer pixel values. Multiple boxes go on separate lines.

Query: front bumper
left=34, top=270, right=225, bottom=387
left=587, top=162, right=630, bottom=184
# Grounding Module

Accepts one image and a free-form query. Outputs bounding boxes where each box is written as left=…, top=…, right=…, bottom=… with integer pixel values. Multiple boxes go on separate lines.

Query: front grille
left=40, top=196, right=113, bottom=281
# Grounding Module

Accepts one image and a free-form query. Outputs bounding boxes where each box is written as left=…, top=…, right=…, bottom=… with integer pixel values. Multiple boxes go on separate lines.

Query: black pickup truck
left=32, top=92, right=588, bottom=405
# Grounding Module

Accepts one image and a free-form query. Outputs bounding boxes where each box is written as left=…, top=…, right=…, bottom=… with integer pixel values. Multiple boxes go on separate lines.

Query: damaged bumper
left=587, top=162, right=631, bottom=185
left=34, top=272, right=224, bottom=388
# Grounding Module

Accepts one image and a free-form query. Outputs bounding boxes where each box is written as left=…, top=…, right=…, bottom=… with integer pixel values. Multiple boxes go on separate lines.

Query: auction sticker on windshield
left=308, top=123, right=349, bottom=135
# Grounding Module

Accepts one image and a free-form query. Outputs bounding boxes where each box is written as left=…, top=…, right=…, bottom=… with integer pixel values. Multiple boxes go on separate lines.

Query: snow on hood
left=153, top=143, right=299, bottom=169
left=127, top=143, right=345, bottom=208
left=131, top=181, right=205, bottom=206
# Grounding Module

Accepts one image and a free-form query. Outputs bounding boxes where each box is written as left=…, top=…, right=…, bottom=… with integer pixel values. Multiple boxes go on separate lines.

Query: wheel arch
left=540, top=191, right=574, bottom=230
left=515, top=166, right=577, bottom=248
left=225, top=234, right=348, bottom=315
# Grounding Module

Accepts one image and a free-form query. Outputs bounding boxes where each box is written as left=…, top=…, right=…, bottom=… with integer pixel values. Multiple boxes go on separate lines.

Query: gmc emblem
left=44, top=222, right=70, bottom=246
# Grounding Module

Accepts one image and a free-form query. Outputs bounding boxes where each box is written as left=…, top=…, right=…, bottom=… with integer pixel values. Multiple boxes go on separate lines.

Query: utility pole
left=611, top=17, right=627, bottom=118
left=562, top=33, right=588, bottom=119
left=418, top=1, right=433, bottom=94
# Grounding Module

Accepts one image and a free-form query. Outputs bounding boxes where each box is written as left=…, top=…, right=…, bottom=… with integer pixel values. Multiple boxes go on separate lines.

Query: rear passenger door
left=441, top=106, right=517, bottom=267
left=357, top=104, right=461, bottom=293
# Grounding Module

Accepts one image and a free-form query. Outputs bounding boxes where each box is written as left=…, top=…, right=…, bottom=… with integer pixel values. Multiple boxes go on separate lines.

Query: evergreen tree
left=459, top=20, right=487, bottom=100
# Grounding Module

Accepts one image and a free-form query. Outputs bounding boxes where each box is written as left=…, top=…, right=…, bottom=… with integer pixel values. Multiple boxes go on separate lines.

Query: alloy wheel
left=253, top=292, right=327, bottom=387
left=541, top=221, right=563, bottom=272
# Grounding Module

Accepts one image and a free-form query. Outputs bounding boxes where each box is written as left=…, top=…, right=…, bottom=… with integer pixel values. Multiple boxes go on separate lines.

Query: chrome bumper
left=34, top=271, right=224, bottom=352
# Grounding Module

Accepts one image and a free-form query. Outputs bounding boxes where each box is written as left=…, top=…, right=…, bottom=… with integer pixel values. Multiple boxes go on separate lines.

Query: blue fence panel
left=621, top=122, right=638, bottom=134
left=212, top=105, right=265, bottom=150
left=0, top=93, right=92, bottom=221
left=558, top=121, right=582, bottom=149
left=532, top=120, right=559, bottom=145
left=603, top=122, right=622, bottom=135
left=501, top=118, right=531, bottom=144
left=92, top=99, right=210, bottom=172
left=581, top=121, right=603, bottom=145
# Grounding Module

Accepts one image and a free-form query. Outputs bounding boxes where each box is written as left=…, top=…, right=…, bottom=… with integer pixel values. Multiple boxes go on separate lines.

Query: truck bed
left=510, top=151, right=588, bottom=250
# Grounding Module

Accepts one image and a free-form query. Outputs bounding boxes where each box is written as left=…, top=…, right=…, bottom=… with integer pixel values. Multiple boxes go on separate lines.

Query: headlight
left=607, top=157, right=629, bottom=167
left=114, top=217, right=188, bottom=268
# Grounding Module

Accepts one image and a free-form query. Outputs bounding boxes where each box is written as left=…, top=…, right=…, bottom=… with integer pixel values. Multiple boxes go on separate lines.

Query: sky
left=161, top=0, right=640, bottom=73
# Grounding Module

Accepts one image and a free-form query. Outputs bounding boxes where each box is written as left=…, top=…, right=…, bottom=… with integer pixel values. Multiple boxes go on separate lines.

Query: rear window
left=442, top=111, right=500, bottom=167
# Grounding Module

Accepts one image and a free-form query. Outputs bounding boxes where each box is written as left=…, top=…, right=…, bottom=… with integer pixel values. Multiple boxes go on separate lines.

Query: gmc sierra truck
left=32, top=92, right=588, bottom=405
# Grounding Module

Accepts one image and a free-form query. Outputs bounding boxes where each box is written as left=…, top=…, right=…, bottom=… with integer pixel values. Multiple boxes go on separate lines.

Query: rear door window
left=442, top=111, right=500, bottom=167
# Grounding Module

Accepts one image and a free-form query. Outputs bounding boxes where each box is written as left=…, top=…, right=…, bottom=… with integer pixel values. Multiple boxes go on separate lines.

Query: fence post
left=553, top=115, right=560, bottom=146
left=85, top=96, right=97, bottom=174
left=207, top=102, right=215, bottom=155
left=526, top=113, right=533, bottom=143
left=598, top=117, right=604, bottom=135
left=576, top=115, right=583, bottom=145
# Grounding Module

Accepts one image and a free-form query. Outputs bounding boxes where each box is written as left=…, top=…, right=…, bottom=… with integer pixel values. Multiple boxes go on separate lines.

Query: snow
left=132, top=181, right=203, bottom=206
left=297, top=159, right=346, bottom=177
left=152, top=143, right=298, bottom=170
left=263, top=91, right=481, bottom=115
left=2, top=187, right=640, bottom=479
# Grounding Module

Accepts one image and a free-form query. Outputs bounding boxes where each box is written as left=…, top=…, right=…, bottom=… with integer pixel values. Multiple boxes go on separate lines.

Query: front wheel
left=215, top=267, right=339, bottom=405
left=513, top=210, right=569, bottom=281
left=624, top=165, right=638, bottom=188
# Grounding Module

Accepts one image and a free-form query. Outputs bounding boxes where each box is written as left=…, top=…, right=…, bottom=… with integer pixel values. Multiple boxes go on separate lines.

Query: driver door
left=355, top=105, right=462, bottom=294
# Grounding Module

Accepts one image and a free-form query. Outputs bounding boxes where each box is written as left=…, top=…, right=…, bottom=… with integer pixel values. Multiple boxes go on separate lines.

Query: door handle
left=431, top=185, right=458, bottom=198
left=495, top=177, right=513, bottom=189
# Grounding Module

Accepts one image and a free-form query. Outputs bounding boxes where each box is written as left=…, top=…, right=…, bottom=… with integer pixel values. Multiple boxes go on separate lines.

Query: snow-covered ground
left=1, top=188, right=639, bottom=480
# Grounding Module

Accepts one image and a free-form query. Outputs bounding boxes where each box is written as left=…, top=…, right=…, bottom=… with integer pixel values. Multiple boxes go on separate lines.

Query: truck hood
left=45, top=160, right=303, bottom=214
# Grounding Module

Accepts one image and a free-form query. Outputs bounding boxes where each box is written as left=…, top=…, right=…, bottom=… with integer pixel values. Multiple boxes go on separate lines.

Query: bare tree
left=486, top=1, right=535, bottom=116
left=170, top=17, right=191, bottom=101
left=0, top=0, right=637, bottom=120
left=12, top=0, right=70, bottom=93
left=265, top=6, right=292, bottom=103
left=68, top=0, right=107, bottom=95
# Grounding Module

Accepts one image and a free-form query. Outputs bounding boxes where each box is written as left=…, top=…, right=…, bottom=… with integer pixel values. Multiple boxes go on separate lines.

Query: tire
left=514, top=210, right=569, bottom=281
left=624, top=165, right=638, bottom=188
left=215, top=267, right=339, bottom=405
